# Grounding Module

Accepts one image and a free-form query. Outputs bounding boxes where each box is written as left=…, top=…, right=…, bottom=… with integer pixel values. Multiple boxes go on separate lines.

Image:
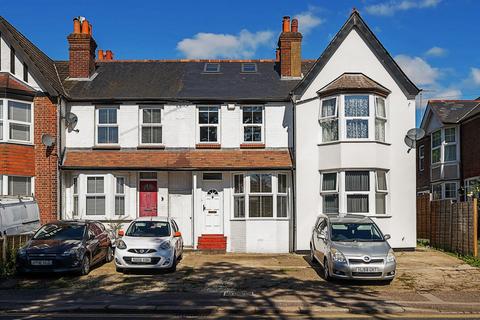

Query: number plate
left=31, top=260, right=53, bottom=266
left=131, top=257, right=151, bottom=263
left=355, top=267, right=378, bottom=272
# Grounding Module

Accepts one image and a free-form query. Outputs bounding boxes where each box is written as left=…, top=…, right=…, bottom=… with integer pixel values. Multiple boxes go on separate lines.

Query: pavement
left=1, top=247, right=480, bottom=318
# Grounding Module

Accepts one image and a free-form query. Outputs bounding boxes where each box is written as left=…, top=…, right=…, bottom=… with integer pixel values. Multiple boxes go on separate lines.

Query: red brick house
left=0, top=17, right=62, bottom=223
left=417, top=99, right=480, bottom=200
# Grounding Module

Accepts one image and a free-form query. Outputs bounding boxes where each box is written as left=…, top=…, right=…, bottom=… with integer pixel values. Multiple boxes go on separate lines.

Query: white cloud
left=365, top=0, right=441, bottom=16
left=425, top=46, right=447, bottom=57
left=431, top=88, right=462, bottom=100
left=176, top=29, right=274, bottom=59
left=470, top=68, right=480, bottom=86
left=395, top=54, right=440, bottom=86
left=294, top=10, right=323, bottom=35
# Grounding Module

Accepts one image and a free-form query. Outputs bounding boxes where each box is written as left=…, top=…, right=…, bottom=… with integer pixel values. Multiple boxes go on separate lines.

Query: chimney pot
left=73, top=18, right=81, bottom=34
left=105, top=50, right=113, bottom=60
left=291, top=19, right=298, bottom=33
left=81, top=19, right=90, bottom=34
left=282, top=16, right=291, bottom=33
left=98, top=49, right=104, bottom=61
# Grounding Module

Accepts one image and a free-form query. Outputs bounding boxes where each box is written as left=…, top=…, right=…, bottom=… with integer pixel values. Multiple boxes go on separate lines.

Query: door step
left=197, top=234, right=227, bottom=251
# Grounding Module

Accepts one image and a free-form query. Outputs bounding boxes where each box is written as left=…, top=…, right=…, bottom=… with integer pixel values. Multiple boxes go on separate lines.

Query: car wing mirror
left=117, top=230, right=124, bottom=237
left=174, top=231, right=182, bottom=238
left=384, top=234, right=391, bottom=240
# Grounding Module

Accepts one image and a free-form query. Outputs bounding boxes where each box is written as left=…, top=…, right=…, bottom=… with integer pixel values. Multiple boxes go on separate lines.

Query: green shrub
left=0, top=249, right=17, bottom=278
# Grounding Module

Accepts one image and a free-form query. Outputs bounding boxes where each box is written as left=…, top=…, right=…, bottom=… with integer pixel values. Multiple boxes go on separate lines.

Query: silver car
left=310, top=214, right=396, bottom=281
left=114, top=217, right=183, bottom=273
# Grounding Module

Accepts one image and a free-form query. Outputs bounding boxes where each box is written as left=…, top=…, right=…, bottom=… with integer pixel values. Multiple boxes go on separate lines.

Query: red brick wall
left=0, top=144, right=34, bottom=176
left=417, top=135, right=431, bottom=191
left=34, top=95, right=57, bottom=223
left=67, top=33, right=97, bottom=78
left=279, top=33, right=302, bottom=78
left=461, top=116, right=480, bottom=180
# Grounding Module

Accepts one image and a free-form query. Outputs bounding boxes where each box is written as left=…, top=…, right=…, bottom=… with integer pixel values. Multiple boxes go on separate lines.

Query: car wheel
left=310, top=244, right=317, bottom=264
left=105, top=246, right=114, bottom=263
left=80, top=256, right=90, bottom=276
left=323, top=258, right=331, bottom=281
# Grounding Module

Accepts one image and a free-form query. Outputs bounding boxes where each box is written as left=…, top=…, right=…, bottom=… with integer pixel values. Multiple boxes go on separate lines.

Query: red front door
left=139, top=181, right=158, bottom=217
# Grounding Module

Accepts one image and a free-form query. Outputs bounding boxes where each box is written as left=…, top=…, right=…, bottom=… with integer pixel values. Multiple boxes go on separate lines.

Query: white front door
left=169, top=194, right=193, bottom=246
left=201, top=181, right=223, bottom=234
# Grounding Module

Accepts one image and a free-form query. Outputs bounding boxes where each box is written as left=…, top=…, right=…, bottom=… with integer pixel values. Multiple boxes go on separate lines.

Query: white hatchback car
left=114, top=217, right=183, bottom=272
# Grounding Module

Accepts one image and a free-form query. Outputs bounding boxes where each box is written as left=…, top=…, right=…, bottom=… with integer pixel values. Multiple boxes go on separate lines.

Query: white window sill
left=137, top=144, right=165, bottom=149
left=0, top=140, right=34, bottom=146
left=318, top=140, right=391, bottom=146
left=93, top=144, right=121, bottom=150
left=230, top=218, right=290, bottom=221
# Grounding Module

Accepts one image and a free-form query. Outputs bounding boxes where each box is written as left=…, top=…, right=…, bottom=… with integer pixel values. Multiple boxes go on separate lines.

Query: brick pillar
left=34, top=95, right=58, bottom=223
left=67, top=33, right=97, bottom=78
left=278, top=17, right=303, bottom=78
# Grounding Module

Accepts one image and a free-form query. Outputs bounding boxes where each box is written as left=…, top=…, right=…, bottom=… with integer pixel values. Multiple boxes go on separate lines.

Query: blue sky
left=1, top=0, right=479, bottom=123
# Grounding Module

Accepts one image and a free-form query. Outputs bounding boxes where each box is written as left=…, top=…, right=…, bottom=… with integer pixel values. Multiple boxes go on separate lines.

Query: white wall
left=65, top=103, right=293, bottom=149
left=295, top=29, right=416, bottom=250
left=0, top=35, right=42, bottom=91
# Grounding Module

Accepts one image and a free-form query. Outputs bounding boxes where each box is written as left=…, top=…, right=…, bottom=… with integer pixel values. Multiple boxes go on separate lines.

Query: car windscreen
left=33, top=224, right=86, bottom=241
left=330, top=223, right=384, bottom=242
left=126, top=221, right=171, bottom=237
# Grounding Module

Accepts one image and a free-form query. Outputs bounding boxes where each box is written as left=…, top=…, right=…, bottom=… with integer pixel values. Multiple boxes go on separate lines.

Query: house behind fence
left=417, top=194, right=478, bottom=256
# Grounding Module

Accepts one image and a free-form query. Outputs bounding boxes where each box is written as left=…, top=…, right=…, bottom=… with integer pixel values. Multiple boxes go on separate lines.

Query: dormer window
left=204, top=63, right=220, bottom=73
left=241, top=63, right=257, bottom=73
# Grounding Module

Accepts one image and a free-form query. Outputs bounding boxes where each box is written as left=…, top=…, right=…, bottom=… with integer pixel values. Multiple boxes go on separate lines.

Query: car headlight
left=17, top=248, right=27, bottom=257
left=61, top=247, right=82, bottom=258
left=159, top=241, right=171, bottom=250
left=116, top=240, right=127, bottom=250
left=331, top=248, right=346, bottom=263
left=387, top=249, right=396, bottom=263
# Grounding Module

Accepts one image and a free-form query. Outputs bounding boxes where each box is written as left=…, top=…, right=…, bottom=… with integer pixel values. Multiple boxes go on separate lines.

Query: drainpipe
left=57, top=96, right=62, bottom=221
left=290, top=94, right=297, bottom=253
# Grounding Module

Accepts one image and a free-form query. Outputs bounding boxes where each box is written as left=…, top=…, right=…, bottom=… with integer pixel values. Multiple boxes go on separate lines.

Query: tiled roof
left=428, top=100, right=480, bottom=124
left=317, top=73, right=391, bottom=97
left=61, top=60, right=315, bottom=102
left=0, top=17, right=63, bottom=96
left=62, top=149, right=293, bottom=170
left=0, top=72, right=35, bottom=92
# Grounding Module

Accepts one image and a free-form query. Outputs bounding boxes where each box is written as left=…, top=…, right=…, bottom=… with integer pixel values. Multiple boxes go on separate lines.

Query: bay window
left=232, top=173, right=289, bottom=219
left=319, top=97, right=338, bottom=142
left=432, top=183, right=442, bottom=200
left=198, top=106, right=219, bottom=143
left=86, top=177, right=105, bottom=215
left=242, top=106, right=263, bottom=143
left=418, top=145, right=425, bottom=171
left=443, top=128, right=457, bottom=162
left=97, top=107, right=118, bottom=144
left=345, top=95, right=369, bottom=139
left=431, top=130, right=442, bottom=164
left=1, top=100, right=32, bottom=143
left=375, top=97, right=387, bottom=142
left=321, top=170, right=388, bottom=215
left=140, top=107, right=162, bottom=144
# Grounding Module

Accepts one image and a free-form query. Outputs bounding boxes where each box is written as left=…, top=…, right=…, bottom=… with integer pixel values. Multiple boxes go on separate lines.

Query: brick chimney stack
left=67, top=17, right=97, bottom=78
left=277, top=16, right=303, bottom=79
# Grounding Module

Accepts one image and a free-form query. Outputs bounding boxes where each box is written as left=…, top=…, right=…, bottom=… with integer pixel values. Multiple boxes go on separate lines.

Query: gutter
left=290, top=93, right=297, bottom=253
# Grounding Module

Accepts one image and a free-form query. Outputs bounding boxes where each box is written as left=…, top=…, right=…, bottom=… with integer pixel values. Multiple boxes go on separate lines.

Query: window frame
left=374, top=96, right=387, bottom=142
left=95, top=106, right=119, bottom=145
left=204, top=63, right=220, bottom=73
left=465, top=176, right=480, bottom=195
left=241, top=63, right=257, bottom=73
left=1, top=98, right=34, bottom=144
left=7, top=175, right=32, bottom=196
left=231, top=172, right=289, bottom=220
left=320, top=172, right=339, bottom=214
left=444, top=181, right=458, bottom=200
left=197, top=105, right=220, bottom=144
left=344, top=94, right=370, bottom=140
left=241, top=105, right=264, bottom=143
left=233, top=174, right=245, bottom=219
left=85, top=175, right=106, bottom=216
left=432, top=183, right=443, bottom=200
left=344, top=171, right=370, bottom=214
left=418, top=145, right=425, bottom=171
left=319, top=96, right=339, bottom=143
left=276, top=173, right=288, bottom=218
left=431, top=129, right=442, bottom=165
left=139, top=105, right=163, bottom=145
left=114, top=176, right=126, bottom=216
left=72, top=176, right=79, bottom=217
left=443, top=127, right=458, bottom=163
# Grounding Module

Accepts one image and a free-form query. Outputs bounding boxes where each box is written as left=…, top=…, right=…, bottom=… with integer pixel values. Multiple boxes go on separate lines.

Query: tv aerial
left=65, top=112, right=79, bottom=133
left=404, top=128, right=425, bottom=153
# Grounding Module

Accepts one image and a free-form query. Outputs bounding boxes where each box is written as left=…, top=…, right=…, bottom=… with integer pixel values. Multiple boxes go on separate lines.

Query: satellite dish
left=404, top=128, right=425, bottom=153
left=65, top=112, right=79, bottom=133
left=41, top=134, right=55, bottom=147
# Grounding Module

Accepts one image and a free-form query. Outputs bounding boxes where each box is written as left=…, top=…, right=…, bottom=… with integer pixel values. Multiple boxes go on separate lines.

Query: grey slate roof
left=0, top=17, right=63, bottom=96
left=427, top=100, right=480, bottom=124
left=61, top=60, right=315, bottom=102
left=293, top=10, right=420, bottom=99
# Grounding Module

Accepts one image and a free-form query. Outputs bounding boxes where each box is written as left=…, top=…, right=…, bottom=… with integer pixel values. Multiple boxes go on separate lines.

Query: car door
left=86, top=224, right=101, bottom=264
left=94, top=222, right=109, bottom=258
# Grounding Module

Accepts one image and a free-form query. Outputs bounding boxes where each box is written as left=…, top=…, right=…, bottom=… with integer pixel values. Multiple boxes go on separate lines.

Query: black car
left=16, top=220, right=113, bottom=275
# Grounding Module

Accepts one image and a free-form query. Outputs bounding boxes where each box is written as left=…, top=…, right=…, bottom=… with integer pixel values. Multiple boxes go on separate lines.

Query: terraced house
left=0, top=10, right=419, bottom=252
